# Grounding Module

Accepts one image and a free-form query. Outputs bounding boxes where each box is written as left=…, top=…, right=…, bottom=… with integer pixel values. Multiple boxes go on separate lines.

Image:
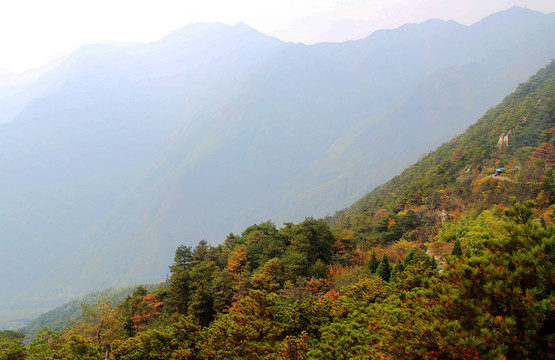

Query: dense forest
left=2, top=60, right=554, bottom=359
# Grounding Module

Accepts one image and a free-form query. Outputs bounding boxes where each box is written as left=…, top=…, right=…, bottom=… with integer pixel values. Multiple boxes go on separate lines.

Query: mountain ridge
left=13, top=59, right=554, bottom=359
left=1, top=7, right=555, bottom=327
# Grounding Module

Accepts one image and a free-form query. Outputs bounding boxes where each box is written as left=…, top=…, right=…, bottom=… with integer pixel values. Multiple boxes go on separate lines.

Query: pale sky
left=1, top=0, right=554, bottom=74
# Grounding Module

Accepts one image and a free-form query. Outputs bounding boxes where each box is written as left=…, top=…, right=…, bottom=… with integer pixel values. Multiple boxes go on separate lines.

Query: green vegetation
left=0, top=331, right=25, bottom=360
left=22, top=283, right=165, bottom=344
left=5, top=59, right=555, bottom=359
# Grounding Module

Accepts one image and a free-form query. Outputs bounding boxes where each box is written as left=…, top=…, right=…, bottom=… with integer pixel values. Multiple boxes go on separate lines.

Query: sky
left=1, top=0, right=554, bottom=74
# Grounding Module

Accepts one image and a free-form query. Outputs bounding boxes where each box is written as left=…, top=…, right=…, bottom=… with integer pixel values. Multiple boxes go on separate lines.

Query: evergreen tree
left=173, top=245, right=193, bottom=269
left=403, top=249, right=416, bottom=266
left=390, top=259, right=404, bottom=282
left=366, top=249, right=379, bottom=273
left=376, top=255, right=391, bottom=282
left=438, top=200, right=555, bottom=358
left=451, top=239, right=462, bottom=256
left=167, top=266, right=191, bottom=315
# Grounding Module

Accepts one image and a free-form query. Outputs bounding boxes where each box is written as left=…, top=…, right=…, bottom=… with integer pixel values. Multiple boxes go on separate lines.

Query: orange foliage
left=387, top=217, right=397, bottom=227
left=374, top=209, right=390, bottom=220
left=333, top=239, right=348, bottom=255
left=350, top=247, right=370, bottom=266
left=323, top=290, right=340, bottom=300
left=226, top=245, right=248, bottom=274
left=326, top=264, right=350, bottom=281
left=132, top=294, right=163, bottom=331
left=382, top=240, right=418, bottom=263
left=304, top=278, right=332, bottom=297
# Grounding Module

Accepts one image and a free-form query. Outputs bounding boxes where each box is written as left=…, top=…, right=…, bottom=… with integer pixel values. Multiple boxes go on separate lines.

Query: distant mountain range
left=18, top=59, right=555, bottom=356
left=1, top=6, right=554, bottom=327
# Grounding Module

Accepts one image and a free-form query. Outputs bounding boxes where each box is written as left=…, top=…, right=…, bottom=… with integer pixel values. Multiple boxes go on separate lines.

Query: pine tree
left=451, top=239, right=462, bottom=256
left=404, top=249, right=416, bottom=266
left=439, top=200, right=555, bottom=358
left=376, top=255, right=391, bottom=282
left=390, top=259, right=404, bottom=282
left=367, top=249, right=379, bottom=273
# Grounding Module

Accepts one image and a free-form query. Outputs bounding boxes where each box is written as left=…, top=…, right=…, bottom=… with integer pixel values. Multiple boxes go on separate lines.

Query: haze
left=1, top=0, right=554, bottom=74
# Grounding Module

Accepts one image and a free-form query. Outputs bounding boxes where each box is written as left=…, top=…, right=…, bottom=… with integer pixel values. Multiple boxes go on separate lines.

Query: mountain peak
left=473, top=6, right=547, bottom=27
left=151, top=21, right=277, bottom=50
left=153, top=22, right=230, bottom=44
left=233, top=21, right=254, bottom=30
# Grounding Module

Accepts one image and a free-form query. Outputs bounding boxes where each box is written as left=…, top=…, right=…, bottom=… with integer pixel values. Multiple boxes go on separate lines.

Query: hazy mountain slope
left=18, top=60, right=555, bottom=357
left=70, top=6, right=555, bottom=289
left=274, top=62, right=512, bottom=219
left=26, top=45, right=369, bottom=295
left=1, top=7, right=555, bottom=327
left=0, top=23, right=285, bottom=309
left=335, top=59, right=555, bottom=224
left=106, top=7, right=555, bottom=234
left=279, top=7, right=555, bottom=219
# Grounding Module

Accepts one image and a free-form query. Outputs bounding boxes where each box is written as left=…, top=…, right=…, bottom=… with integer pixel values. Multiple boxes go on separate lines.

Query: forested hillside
left=331, top=56, right=555, bottom=246
left=5, top=58, right=553, bottom=360
left=2, top=8, right=555, bottom=324
left=21, top=283, right=166, bottom=344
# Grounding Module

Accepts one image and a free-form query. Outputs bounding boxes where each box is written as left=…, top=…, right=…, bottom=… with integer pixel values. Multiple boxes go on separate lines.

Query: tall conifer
left=367, top=249, right=379, bottom=273
left=451, top=239, right=462, bottom=256
left=376, top=255, right=391, bottom=282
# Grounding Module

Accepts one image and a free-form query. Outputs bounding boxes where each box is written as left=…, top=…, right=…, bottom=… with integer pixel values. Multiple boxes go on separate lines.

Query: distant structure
left=497, top=130, right=511, bottom=148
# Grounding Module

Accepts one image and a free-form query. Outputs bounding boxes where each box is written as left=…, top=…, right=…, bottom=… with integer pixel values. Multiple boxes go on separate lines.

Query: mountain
left=1, top=7, right=555, bottom=326
left=17, top=59, right=555, bottom=357
left=332, top=59, right=555, bottom=235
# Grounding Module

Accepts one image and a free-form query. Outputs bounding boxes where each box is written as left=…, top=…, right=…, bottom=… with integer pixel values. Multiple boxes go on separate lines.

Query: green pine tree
left=404, top=249, right=416, bottom=266
left=376, top=255, right=391, bottom=282
left=390, top=259, right=404, bottom=282
left=451, top=239, right=463, bottom=256
left=367, top=249, right=379, bottom=273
